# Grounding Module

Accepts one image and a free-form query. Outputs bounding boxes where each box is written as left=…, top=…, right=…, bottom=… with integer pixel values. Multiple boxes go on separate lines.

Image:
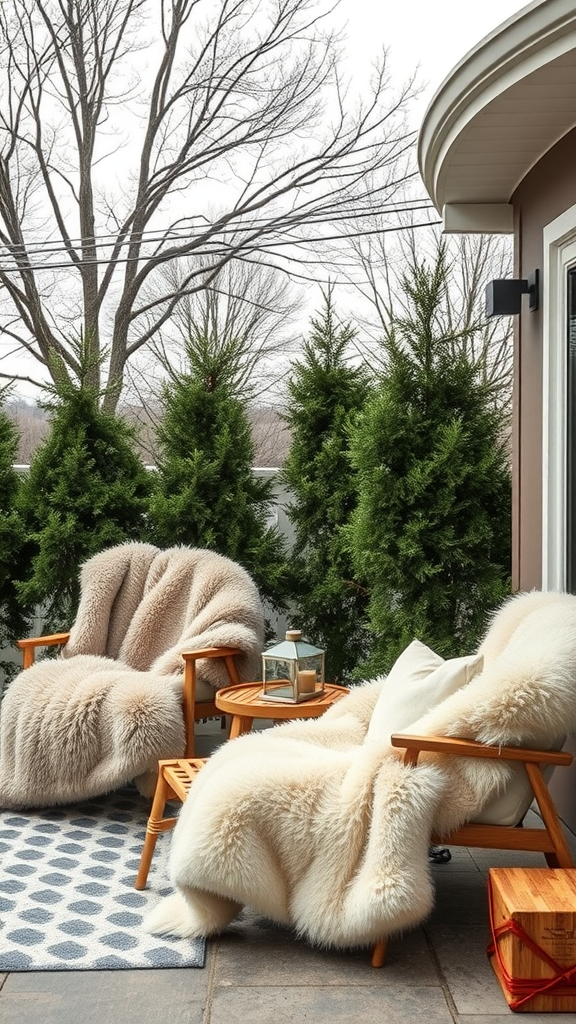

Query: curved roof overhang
left=418, top=0, right=576, bottom=233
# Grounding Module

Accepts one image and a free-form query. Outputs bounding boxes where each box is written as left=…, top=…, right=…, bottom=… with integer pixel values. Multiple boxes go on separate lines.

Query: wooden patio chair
left=370, top=732, right=574, bottom=967
left=14, top=541, right=263, bottom=758
left=16, top=633, right=242, bottom=758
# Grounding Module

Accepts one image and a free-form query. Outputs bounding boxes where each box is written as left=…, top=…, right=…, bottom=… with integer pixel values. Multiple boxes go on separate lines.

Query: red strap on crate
left=487, top=883, right=576, bottom=1010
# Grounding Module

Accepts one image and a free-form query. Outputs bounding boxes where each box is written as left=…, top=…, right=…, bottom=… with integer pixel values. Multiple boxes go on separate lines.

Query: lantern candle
left=297, top=669, right=317, bottom=693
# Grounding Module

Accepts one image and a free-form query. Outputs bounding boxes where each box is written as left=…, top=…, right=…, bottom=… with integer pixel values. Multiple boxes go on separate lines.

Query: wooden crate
left=488, top=867, right=576, bottom=1012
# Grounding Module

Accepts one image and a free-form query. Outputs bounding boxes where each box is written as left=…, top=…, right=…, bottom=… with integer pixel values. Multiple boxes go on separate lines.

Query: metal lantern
left=261, top=629, right=325, bottom=703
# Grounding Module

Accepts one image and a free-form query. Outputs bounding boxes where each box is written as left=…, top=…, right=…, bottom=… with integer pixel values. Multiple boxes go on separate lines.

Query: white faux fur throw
left=0, top=543, right=265, bottom=810
left=144, top=591, right=576, bottom=950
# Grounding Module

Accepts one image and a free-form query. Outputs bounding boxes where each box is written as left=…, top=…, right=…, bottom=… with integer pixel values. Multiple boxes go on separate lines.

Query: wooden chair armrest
left=181, top=646, right=243, bottom=661
left=17, top=632, right=71, bottom=669
left=181, top=646, right=244, bottom=757
left=391, top=733, right=573, bottom=767
left=17, top=632, right=71, bottom=650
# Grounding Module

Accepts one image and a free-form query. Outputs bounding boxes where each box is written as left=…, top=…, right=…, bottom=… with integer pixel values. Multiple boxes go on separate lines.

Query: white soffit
left=418, top=0, right=576, bottom=229
left=443, top=203, right=514, bottom=234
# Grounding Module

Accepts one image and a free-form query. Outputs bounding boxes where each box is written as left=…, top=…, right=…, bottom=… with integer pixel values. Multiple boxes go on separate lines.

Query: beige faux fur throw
left=144, top=591, right=576, bottom=951
left=0, top=543, right=265, bottom=809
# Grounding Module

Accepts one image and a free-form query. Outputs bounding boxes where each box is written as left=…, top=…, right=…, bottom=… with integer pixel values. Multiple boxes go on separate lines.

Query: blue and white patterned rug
left=0, top=786, right=205, bottom=971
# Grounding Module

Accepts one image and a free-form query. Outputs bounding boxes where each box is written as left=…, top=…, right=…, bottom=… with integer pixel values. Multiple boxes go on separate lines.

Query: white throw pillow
left=471, top=764, right=537, bottom=827
left=364, top=638, right=484, bottom=744
left=472, top=736, right=565, bottom=826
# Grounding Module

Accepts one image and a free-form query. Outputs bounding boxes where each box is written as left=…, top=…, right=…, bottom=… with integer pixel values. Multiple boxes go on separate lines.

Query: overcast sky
left=338, top=0, right=530, bottom=122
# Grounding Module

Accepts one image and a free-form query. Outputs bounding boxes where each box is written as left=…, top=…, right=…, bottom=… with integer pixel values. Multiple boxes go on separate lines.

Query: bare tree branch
left=0, top=0, right=421, bottom=410
left=132, top=254, right=302, bottom=402
left=330, top=218, right=514, bottom=416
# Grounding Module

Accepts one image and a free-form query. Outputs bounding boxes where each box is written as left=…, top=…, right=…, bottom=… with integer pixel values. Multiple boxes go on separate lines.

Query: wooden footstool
left=134, top=758, right=207, bottom=889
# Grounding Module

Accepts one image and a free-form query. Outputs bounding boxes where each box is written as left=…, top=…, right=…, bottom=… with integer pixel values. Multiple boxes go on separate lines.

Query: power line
left=0, top=215, right=439, bottom=273
left=0, top=202, right=435, bottom=259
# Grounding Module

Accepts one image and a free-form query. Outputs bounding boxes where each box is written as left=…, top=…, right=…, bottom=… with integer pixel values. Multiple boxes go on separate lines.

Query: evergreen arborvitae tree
left=17, top=380, right=152, bottom=631
left=0, top=398, right=32, bottom=670
left=146, top=361, right=289, bottom=617
left=347, top=248, right=511, bottom=674
left=280, top=290, right=372, bottom=682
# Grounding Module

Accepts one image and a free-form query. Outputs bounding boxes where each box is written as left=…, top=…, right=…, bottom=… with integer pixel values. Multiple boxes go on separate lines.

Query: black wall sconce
left=485, top=270, right=539, bottom=317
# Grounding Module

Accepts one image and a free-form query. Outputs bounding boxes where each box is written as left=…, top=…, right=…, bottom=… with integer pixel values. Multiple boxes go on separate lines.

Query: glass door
left=567, top=267, right=576, bottom=591
left=542, top=215, right=576, bottom=592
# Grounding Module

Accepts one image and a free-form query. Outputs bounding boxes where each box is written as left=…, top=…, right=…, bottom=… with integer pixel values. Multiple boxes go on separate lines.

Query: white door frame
left=542, top=204, right=576, bottom=590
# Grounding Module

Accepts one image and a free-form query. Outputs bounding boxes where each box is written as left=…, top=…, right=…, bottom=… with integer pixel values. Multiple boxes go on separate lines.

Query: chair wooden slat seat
left=135, top=758, right=208, bottom=890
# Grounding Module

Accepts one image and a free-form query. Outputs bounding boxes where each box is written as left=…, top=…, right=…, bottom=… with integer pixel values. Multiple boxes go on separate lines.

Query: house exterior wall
left=511, top=126, right=576, bottom=591
left=512, top=126, right=576, bottom=831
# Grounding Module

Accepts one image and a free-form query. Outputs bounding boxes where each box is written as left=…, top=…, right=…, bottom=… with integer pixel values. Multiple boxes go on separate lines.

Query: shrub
left=281, top=290, right=372, bottom=681
left=347, top=248, right=511, bottom=673
left=0, top=397, right=31, bottom=673
left=146, top=363, right=290, bottom=620
left=17, top=380, right=152, bottom=630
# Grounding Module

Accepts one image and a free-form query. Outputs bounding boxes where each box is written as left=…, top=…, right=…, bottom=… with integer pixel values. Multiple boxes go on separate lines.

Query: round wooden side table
left=215, top=681, right=349, bottom=738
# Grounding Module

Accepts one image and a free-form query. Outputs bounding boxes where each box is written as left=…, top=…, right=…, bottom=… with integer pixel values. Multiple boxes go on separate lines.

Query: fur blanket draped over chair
left=0, top=543, right=265, bottom=810
left=144, top=591, right=576, bottom=950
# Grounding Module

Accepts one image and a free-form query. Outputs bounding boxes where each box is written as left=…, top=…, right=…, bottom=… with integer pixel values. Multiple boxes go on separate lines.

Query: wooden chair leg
left=526, top=762, right=575, bottom=868
left=371, top=938, right=388, bottom=967
left=135, top=767, right=177, bottom=890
